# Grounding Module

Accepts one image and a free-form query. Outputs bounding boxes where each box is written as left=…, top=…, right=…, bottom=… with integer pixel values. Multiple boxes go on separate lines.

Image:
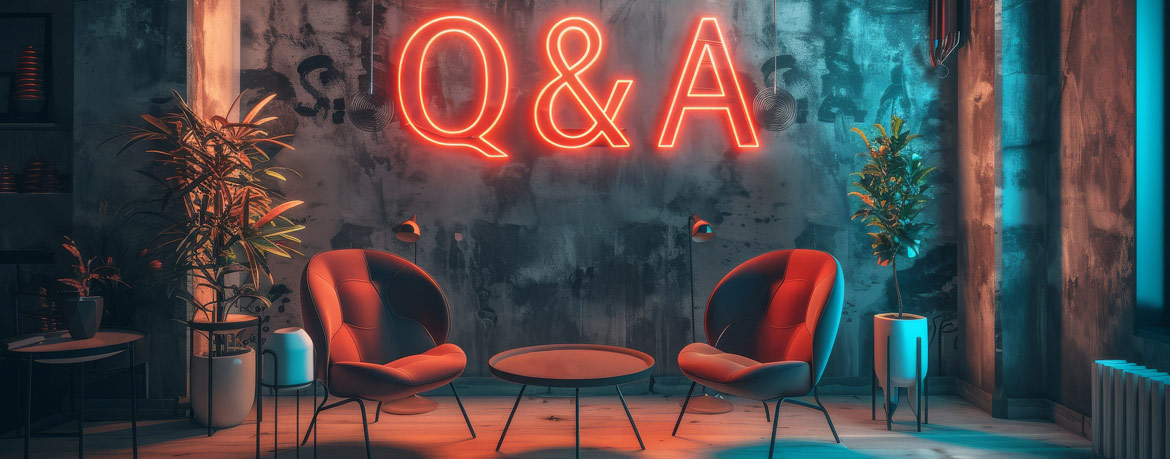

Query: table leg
left=495, top=385, right=526, bottom=451
left=575, top=388, right=580, bottom=459
left=296, top=389, right=301, bottom=459
left=130, top=343, right=139, bottom=459
left=615, top=385, right=644, bottom=450
left=24, top=357, right=31, bottom=459
left=78, top=363, right=84, bottom=459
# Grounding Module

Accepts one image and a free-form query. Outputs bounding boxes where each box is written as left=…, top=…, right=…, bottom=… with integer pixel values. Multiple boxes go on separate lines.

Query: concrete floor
left=0, top=393, right=1090, bottom=458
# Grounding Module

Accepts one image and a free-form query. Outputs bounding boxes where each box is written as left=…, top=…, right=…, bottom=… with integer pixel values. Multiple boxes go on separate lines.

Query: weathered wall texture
left=956, top=0, right=998, bottom=404
left=1052, top=0, right=1170, bottom=416
left=72, top=0, right=188, bottom=398
left=236, top=0, right=959, bottom=380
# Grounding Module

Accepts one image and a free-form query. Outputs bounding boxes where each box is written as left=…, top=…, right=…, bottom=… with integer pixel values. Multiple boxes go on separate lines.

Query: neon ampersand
left=398, top=16, right=511, bottom=158
left=658, top=17, right=759, bottom=149
left=533, top=17, right=633, bottom=149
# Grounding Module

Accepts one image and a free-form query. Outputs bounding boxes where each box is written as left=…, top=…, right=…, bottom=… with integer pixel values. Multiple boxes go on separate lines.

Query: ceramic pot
left=262, top=327, right=314, bottom=387
left=191, top=347, right=256, bottom=428
left=874, top=312, right=928, bottom=415
left=62, top=296, right=103, bottom=339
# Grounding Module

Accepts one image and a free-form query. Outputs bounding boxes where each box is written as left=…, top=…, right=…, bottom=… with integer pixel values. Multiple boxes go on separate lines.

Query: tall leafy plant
left=849, top=115, right=935, bottom=318
left=113, top=90, right=305, bottom=351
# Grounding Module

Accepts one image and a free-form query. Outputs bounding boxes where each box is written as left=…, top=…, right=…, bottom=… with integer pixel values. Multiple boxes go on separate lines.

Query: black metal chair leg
left=77, top=363, right=84, bottom=459
left=374, top=401, right=381, bottom=423
left=356, top=399, right=372, bottom=459
left=575, top=388, right=580, bottom=459
left=300, top=392, right=329, bottom=446
left=129, top=343, right=139, bottom=459
left=672, top=381, right=697, bottom=436
left=763, top=401, right=771, bottom=422
left=496, top=384, right=526, bottom=451
left=813, top=387, right=841, bottom=443
left=768, top=398, right=784, bottom=459
left=450, top=383, right=475, bottom=438
left=615, top=385, right=645, bottom=450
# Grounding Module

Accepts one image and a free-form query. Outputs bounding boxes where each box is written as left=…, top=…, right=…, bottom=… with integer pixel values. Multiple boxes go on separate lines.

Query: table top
left=3, top=329, right=144, bottom=361
left=489, top=344, right=655, bottom=388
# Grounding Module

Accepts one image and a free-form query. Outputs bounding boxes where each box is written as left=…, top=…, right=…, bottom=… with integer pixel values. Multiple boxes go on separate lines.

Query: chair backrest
left=300, top=249, right=450, bottom=384
left=704, top=249, right=844, bottom=385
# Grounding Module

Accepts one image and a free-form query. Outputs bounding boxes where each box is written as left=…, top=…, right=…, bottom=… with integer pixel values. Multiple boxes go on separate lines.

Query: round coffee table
left=4, top=329, right=144, bottom=459
left=489, top=344, right=654, bottom=458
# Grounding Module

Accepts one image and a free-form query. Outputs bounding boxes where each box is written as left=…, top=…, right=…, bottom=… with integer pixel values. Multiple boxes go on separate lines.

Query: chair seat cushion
left=330, top=343, right=466, bottom=402
left=677, top=342, right=811, bottom=400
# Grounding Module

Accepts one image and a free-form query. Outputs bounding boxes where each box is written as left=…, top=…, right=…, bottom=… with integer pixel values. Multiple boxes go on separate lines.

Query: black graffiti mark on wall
left=760, top=55, right=811, bottom=124
left=816, top=3, right=866, bottom=123
left=295, top=55, right=346, bottom=124
left=930, top=314, right=959, bottom=376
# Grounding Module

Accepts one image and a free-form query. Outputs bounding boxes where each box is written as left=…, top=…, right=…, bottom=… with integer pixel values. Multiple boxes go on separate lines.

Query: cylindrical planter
left=874, top=312, right=928, bottom=415
left=191, top=347, right=256, bottom=428
left=62, top=296, right=104, bottom=340
left=263, top=327, right=314, bottom=387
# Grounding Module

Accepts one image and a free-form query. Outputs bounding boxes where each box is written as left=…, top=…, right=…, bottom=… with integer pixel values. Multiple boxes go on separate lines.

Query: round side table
left=4, top=329, right=145, bottom=459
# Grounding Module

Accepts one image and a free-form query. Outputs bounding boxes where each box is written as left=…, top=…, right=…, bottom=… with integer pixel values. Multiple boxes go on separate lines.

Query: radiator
left=1093, top=360, right=1170, bottom=458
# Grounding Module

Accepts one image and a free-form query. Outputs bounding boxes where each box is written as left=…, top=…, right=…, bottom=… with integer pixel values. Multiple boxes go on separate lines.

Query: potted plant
left=849, top=115, right=935, bottom=416
left=113, top=90, right=305, bottom=428
left=58, top=236, right=129, bottom=339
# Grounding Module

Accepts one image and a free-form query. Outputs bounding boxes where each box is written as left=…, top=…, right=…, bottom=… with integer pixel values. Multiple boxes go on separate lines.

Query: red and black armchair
left=673, top=249, right=845, bottom=457
left=298, top=249, right=474, bottom=458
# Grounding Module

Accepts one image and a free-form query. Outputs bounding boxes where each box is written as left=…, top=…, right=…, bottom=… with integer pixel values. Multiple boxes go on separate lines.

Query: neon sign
left=397, top=16, right=758, bottom=158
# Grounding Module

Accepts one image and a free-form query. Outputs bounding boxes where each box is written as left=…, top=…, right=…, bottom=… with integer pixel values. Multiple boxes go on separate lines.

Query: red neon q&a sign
left=397, top=16, right=510, bottom=158
left=396, top=16, right=758, bottom=158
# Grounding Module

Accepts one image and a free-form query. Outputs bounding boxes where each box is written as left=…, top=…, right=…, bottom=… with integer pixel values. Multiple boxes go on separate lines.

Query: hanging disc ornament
left=349, top=0, right=393, bottom=132
left=752, top=85, right=797, bottom=132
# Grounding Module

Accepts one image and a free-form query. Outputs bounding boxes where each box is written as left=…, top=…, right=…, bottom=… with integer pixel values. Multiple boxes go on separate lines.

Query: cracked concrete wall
left=225, top=0, right=962, bottom=381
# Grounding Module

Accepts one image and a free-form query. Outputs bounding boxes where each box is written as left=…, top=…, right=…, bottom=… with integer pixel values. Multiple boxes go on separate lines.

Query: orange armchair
left=298, top=249, right=474, bottom=458
left=673, top=249, right=844, bottom=457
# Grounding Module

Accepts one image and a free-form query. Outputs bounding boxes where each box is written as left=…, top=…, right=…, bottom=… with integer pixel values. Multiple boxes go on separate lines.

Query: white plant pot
left=191, top=347, right=256, bottom=428
left=263, top=327, right=314, bottom=387
left=874, top=313, right=928, bottom=415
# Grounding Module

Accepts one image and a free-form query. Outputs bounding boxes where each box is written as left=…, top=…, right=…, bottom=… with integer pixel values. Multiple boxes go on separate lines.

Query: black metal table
left=489, top=344, right=654, bottom=459
left=3, top=329, right=144, bottom=459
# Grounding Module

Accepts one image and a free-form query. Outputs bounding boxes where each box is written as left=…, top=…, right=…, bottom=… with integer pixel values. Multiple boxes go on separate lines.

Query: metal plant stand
left=872, top=336, right=929, bottom=431
left=260, top=349, right=319, bottom=458
left=186, top=313, right=262, bottom=454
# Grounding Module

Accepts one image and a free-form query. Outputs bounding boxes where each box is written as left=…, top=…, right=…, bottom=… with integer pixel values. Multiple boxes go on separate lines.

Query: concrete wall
left=237, top=0, right=959, bottom=381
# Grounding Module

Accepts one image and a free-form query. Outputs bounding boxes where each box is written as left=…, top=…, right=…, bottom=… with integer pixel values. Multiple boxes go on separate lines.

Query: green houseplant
left=848, top=115, right=935, bottom=419
left=113, top=90, right=305, bottom=427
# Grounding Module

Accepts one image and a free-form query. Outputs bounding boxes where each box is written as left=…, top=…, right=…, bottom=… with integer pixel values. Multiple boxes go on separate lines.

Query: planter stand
left=260, top=349, right=319, bottom=458
left=187, top=314, right=261, bottom=450
left=872, top=335, right=929, bottom=431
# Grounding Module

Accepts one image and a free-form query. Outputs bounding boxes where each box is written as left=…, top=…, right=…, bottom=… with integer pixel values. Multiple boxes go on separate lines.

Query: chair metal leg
left=77, top=363, right=84, bottom=459
left=813, top=387, right=841, bottom=443
left=672, top=381, right=697, bottom=436
left=575, top=388, right=580, bottom=459
left=768, top=398, right=784, bottom=459
left=615, top=385, right=645, bottom=450
left=300, top=391, right=329, bottom=446
left=496, top=384, right=526, bottom=451
left=450, top=383, right=475, bottom=438
left=129, top=343, right=138, bottom=459
left=763, top=401, right=771, bottom=422
left=24, top=358, right=31, bottom=459
left=356, top=399, right=372, bottom=459
left=374, top=401, right=381, bottom=423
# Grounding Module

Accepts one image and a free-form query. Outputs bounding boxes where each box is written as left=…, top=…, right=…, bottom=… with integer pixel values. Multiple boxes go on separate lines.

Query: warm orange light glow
left=657, top=17, right=759, bottom=149
left=397, top=16, right=511, bottom=158
left=533, top=17, right=633, bottom=149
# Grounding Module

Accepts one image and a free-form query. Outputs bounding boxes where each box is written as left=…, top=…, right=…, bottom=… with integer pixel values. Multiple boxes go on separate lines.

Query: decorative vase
left=262, top=327, right=314, bottom=387
left=873, top=312, right=928, bottom=416
left=191, top=347, right=257, bottom=428
left=62, top=296, right=103, bottom=339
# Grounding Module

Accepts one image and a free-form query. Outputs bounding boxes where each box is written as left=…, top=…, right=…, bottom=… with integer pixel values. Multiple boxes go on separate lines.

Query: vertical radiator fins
left=1093, top=360, right=1169, bottom=458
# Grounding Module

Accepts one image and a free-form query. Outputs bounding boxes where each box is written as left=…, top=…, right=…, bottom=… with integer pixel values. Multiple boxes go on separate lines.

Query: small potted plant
left=849, top=115, right=935, bottom=416
left=58, top=236, right=128, bottom=339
